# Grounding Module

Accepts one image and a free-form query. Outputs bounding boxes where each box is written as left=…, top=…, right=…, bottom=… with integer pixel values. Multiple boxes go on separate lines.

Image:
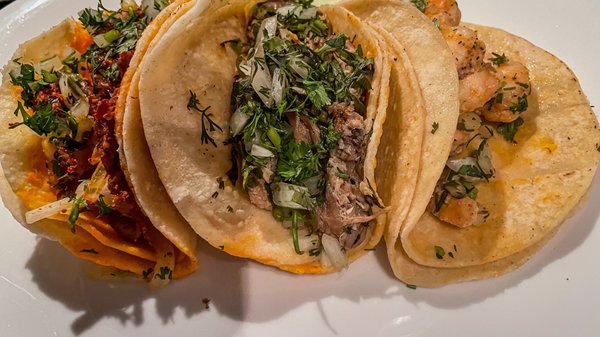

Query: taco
left=0, top=0, right=200, bottom=285
left=342, top=0, right=600, bottom=286
left=136, top=0, right=427, bottom=273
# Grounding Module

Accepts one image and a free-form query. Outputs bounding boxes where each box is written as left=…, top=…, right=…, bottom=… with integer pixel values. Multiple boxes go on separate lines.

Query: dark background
left=0, top=1, right=14, bottom=10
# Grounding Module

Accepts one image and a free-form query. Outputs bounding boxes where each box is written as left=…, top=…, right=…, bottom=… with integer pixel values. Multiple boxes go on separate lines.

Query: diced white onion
left=25, top=198, right=71, bottom=224
left=250, top=144, right=275, bottom=158
left=321, top=234, right=348, bottom=270
left=272, top=183, right=312, bottom=210
left=271, top=68, right=286, bottom=106
left=83, top=163, right=109, bottom=203
left=239, top=63, right=251, bottom=77
left=458, top=112, right=482, bottom=133
left=142, top=0, right=160, bottom=19
left=276, top=5, right=296, bottom=17
left=446, top=157, right=478, bottom=173
left=298, top=7, right=317, bottom=19
left=263, top=16, right=278, bottom=39
left=288, top=56, right=309, bottom=79
left=245, top=132, right=261, bottom=152
left=477, top=141, right=494, bottom=178
left=230, top=108, right=250, bottom=137
left=93, top=34, right=111, bottom=48
left=37, top=55, right=62, bottom=73
left=59, top=73, right=85, bottom=108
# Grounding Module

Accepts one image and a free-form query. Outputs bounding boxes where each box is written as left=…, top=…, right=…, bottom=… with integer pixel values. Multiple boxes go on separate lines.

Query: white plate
left=1, top=1, right=599, bottom=336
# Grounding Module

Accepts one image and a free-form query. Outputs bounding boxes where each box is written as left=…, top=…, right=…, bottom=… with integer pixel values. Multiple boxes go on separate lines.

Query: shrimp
left=440, top=25, right=487, bottom=79
left=438, top=196, right=479, bottom=228
left=459, top=68, right=501, bottom=113
left=424, top=0, right=462, bottom=27
left=482, top=61, right=531, bottom=123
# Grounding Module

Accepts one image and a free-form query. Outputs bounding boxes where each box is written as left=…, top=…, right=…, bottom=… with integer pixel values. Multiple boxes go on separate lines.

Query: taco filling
left=420, top=0, right=532, bottom=228
left=7, top=1, right=181, bottom=280
left=228, top=0, right=382, bottom=261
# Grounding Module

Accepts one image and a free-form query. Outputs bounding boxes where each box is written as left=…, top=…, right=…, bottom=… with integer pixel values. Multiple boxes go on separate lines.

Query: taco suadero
left=341, top=0, right=600, bottom=287
left=136, top=0, right=431, bottom=273
left=0, top=0, right=200, bottom=285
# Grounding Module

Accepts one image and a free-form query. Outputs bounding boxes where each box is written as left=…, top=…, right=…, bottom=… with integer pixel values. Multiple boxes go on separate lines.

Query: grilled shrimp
left=482, top=61, right=531, bottom=123
left=441, top=25, right=487, bottom=79
left=424, top=0, right=462, bottom=27
left=459, top=68, right=500, bottom=112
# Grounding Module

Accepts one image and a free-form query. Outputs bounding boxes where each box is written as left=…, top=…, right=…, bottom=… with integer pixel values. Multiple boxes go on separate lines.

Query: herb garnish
left=155, top=266, right=173, bottom=280
left=96, top=194, right=113, bottom=216
left=434, top=245, right=445, bottom=259
left=142, top=267, right=154, bottom=280
left=431, top=122, right=439, bottom=134
left=490, top=52, right=509, bottom=66
left=68, top=197, right=88, bottom=233
left=187, top=90, right=223, bottom=147
left=406, top=284, right=417, bottom=290
left=80, top=248, right=99, bottom=254
left=411, top=0, right=428, bottom=13
left=498, top=117, right=524, bottom=142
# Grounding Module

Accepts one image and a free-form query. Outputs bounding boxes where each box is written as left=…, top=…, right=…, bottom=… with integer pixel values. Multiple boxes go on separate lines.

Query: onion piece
left=271, top=68, right=286, bottom=106
left=476, top=140, right=494, bottom=178
left=121, top=0, right=139, bottom=10
left=457, top=112, right=482, bottom=132
left=230, top=108, right=250, bottom=136
left=25, top=198, right=71, bottom=224
left=272, top=183, right=314, bottom=210
left=288, top=56, right=309, bottom=79
left=92, top=34, right=111, bottom=48
left=446, top=157, right=478, bottom=173
left=69, top=100, right=93, bottom=142
left=59, top=73, right=85, bottom=108
left=296, top=233, right=319, bottom=252
left=83, top=163, right=109, bottom=203
left=142, top=0, right=161, bottom=19
left=250, top=144, right=275, bottom=158
left=37, top=55, right=62, bottom=73
left=321, top=234, right=348, bottom=270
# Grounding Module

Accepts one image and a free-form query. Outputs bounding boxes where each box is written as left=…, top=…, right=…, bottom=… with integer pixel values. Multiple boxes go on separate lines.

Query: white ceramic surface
left=0, top=1, right=599, bottom=336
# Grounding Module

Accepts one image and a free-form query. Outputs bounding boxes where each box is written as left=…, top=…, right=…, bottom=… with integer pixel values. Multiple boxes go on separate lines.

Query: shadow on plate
left=25, top=176, right=600, bottom=334
left=374, top=174, right=600, bottom=309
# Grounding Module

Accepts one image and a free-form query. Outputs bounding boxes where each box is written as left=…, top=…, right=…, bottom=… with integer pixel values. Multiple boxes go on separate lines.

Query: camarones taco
left=136, top=0, right=420, bottom=273
left=342, top=0, right=600, bottom=287
left=0, top=0, right=199, bottom=285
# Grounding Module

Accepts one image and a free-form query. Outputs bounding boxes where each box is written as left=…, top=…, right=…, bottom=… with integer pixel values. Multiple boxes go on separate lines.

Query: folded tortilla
left=342, top=0, right=599, bottom=286
left=137, top=0, right=425, bottom=273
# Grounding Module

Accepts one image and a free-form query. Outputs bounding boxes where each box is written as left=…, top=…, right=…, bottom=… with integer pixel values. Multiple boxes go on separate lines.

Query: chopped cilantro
left=142, top=267, right=153, bottom=280
left=335, top=168, right=351, bottom=180
left=510, top=95, right=529, bottom=114
left=68, top=197, right=87, bottom=233
left=187, top=90, right=223, bottom=147
left=406, top=284, right=417, bottom=290
left=411, top=0, right=428, bottom=12
left=155, top=266, right=173, bottom=280
left=497, top=117, right=524, bottom=142
left=490, top=52, right=509, bottom=66
left=434, top=245, right=445, bottom=259
left=96, top=194, right=113, bottom=216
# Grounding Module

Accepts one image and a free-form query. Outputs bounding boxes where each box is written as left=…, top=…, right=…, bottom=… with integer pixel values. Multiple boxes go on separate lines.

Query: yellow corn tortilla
left=0, top=2, right=199, bottom=280
left=400, top=24, right=600, bottom=269
left=138, top=1, right=407, bottom=273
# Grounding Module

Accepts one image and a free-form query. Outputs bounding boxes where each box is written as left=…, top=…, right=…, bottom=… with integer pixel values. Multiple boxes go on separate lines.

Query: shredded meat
left=317, top=158, right=374, bottom=250
left=329, top=103, right=366, bottom=162
left=287, top=112, right=320, bottom=144
left=248, top=180, right=272, bottom=211
left=247, top=159, right=275, bottom=211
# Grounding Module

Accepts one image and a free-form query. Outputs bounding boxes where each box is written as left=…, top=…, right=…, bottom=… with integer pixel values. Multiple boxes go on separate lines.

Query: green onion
left=41, top=70, right=58, bottom=83
left=267, top=127, right=281, bottom=150
left=291, top=210, right=303, bottom=255
left=104, top=29, right=120, bottom=43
